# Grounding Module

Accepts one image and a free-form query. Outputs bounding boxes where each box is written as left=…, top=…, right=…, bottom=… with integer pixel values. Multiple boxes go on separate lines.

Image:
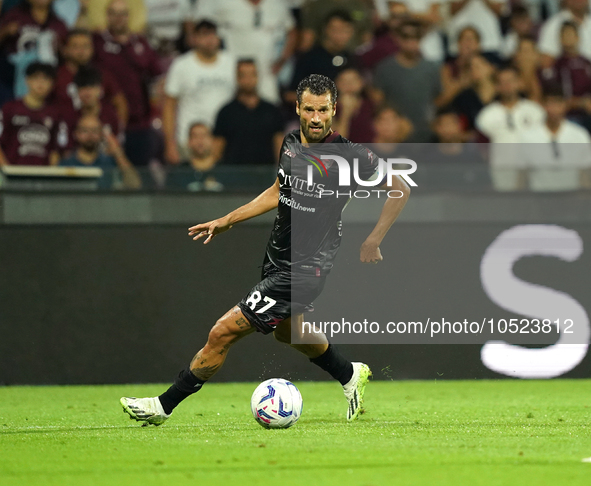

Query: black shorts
left=237, top=256, right=327, bottom=335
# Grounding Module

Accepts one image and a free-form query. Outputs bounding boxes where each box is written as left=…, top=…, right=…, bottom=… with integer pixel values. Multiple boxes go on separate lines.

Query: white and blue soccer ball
left=250, top=378, right=303, bottom=429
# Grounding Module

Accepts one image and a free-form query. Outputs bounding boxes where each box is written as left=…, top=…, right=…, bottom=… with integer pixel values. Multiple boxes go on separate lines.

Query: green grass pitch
left=1, top=379, right=591, bottom=486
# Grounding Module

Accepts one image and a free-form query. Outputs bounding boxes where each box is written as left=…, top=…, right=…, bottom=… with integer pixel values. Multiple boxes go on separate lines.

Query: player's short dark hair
left=560, top=21, right=579, bottom=36
left=74, top=65, right=102, bottom=87
left=195, top=19, right=217, bottom=33
left=66, top=28, right=92, bottom=43
left=296, top=74, right=338, bottom=106
left=25, top=62, right=56, bottom=79
left=458, top=25, right=481, bottom=43
left=324, top=9, right=354, bottom=27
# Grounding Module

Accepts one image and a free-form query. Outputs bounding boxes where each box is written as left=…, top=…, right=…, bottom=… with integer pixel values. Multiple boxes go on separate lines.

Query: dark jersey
left=0, top=99, right=60, bottom=165
left=266, top=129, right=380, bottom=275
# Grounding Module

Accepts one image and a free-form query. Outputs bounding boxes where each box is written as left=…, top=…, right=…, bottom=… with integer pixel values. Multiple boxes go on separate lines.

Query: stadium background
left=1, top=1, right=591, bottom=383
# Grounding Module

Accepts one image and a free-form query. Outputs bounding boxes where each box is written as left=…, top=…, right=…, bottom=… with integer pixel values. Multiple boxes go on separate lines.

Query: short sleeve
left=164, top=58, right=184, bottom=98
left=355, top=144, right=381, bottom=182
left=213, top=105, right=231, bottom=138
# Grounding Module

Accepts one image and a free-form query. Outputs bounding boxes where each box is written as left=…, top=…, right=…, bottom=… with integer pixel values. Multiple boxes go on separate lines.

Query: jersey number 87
left=245, top=291, right=277, bottom=314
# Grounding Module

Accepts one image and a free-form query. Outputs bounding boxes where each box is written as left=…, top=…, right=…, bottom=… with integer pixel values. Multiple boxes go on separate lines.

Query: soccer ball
left=250, top=378, right=303, bottom=429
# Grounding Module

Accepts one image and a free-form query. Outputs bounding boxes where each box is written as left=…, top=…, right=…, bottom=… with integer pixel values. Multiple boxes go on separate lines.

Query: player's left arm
left=360, top=175, right=410, bottom=264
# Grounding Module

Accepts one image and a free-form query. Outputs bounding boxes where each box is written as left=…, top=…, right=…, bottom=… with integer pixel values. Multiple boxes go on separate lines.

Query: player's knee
left=207, top=319, right=235, bottom=346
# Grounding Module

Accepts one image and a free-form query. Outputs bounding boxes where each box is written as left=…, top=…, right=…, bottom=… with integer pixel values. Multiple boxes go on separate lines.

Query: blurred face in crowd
left=470, top=55, right=495, bottom=84
left=397, top=25, right=422, bottom=58
left=496, top=69, right=521, bottom=101
left=544, top=96, right=567, bottom=122
left=237, top=62, right=258, bottom=96
left=78, top=84, right=102, bottom=108
left=514, top=38, right=539, bottom=66
left=324, top=17, right=355, bottom=52
left=335, top=68, right=364, bottom=96
left=188, top=124, right=213, bottom=158
left=64, top=33, right=93, bottom=66
left=373, top=108, right=400, bottom=143
left=434, top=113, right=464, bottom=143
left=511, top=12, right=533, bottom=36
left=297, top=90, right=336, bottom=143
left=193, top=27, right=220, bottom=57
left=387, top=2, right=409, bottom=32
left=458, top=28, right=480, bottom=58
left=560, top=25, right=579, bottom=52
left=26, top=72, right=54, bottom=100
left=76, top=116, right=103, bottom=152
left=107, top=0, right=130, bottom=36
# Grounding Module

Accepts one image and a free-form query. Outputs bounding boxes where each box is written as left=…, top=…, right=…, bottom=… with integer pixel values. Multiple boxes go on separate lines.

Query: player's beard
left=301, top=117, right=332, bottom=143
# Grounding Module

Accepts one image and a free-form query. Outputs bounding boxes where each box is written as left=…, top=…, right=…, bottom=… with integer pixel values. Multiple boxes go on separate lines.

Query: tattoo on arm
left=235, top=317, right=250, bottom=330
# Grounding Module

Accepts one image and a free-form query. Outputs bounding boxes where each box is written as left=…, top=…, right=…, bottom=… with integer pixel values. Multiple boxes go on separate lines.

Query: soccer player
left=121, top=74, right=411, bottom=425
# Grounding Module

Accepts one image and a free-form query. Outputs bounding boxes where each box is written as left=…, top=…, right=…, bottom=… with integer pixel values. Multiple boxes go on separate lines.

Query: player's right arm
left=188, top=177, right=280, bottom=244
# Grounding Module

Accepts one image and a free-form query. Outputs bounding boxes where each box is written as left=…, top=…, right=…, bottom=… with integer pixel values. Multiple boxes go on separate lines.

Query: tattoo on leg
left=192, top=364, right=220, bottom=381
left=235, top=317, right=250, bottom=330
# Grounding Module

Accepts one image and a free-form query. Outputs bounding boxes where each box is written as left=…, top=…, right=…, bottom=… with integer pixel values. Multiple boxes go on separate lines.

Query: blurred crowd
left=1, top=0, right=591, bottom=192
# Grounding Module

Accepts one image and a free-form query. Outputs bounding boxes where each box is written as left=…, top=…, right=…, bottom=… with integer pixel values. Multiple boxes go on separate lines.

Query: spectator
left=0, top=62, right=60, bottom=166
left=288, top=10, right=356, bottom=104
left=55, top=29, right=128, bottom=126
left=84, top=0, right=147, bottom=34
left=511, top=36, right=542, bottom=102
left=194, top=0, right=297, bottom=105
left=398, top=0, right=445, bottom=62
left=370, top=106, right=414, bottom=159
left=447, top=0, right=507, bottom=56
left=0, top=0, right=68, bottom=101
left=163, top=20, right=236, bottom=165
left=452, top=55, right=497, bottom=131
left=332, top=67, right=375, bottom=143
left=358, top=1, right=407, bottom=71
left=373, top=20, right=441, bottom=142
left=213, top=59, right=284, bottom=165
left=167, top=122, right=224, bottom=192
left=475, top=65, right=546, bottom=191
left=538, top=0, right=591, bottom=67
left=540, top=21, right=591, bottom=126
left=520, top=85, right=591, bottom=191
left=430, top=108, right=483, bottom=161
left=359, top=1, right=443, bottom=70
left=299, top=0, right=374, bottom=51
left=60, top=113, right=141, bottom=189
left=61, top=66, right=122, bottom=152
left=438, top=26, right=483, bottom=109
left=93, top=0, right=162, bottom=167
left=500, top=4, right=536, bottom=60
left=144, top=0, right=193, bottom=54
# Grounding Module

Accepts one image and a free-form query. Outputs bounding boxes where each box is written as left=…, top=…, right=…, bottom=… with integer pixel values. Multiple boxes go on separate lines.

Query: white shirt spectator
left=144, top=0, right=192, bottom=43
left=447, top=0, right=508, bottom=55
left=476, top=99, right=546, bottom=190
left=538, top=9, right=591, bottom=61
left=165, top=50, right=236, bottom=147
left=194, top=0, right=295, bottom=104
left=520, top=120, right=591, bottom=191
